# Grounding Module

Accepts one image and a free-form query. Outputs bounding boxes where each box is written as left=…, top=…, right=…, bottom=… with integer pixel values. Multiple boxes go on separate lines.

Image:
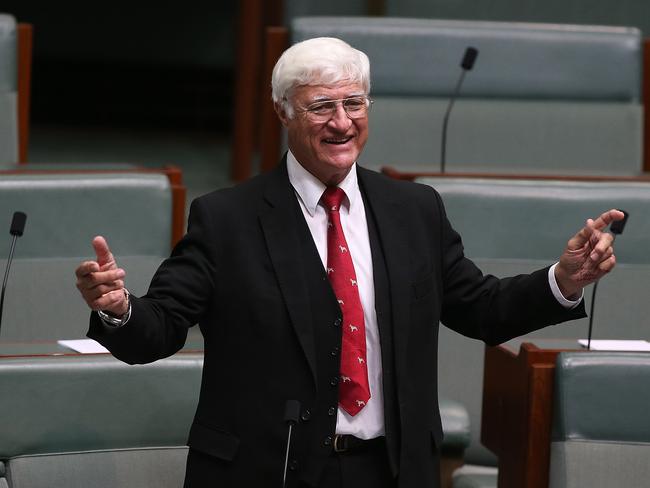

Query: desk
left=0, top=339, right=204, bottom=358
left=481, top=339, right=581, bottom=488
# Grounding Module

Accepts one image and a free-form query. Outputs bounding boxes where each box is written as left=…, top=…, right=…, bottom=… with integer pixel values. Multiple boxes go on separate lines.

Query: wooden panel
left=440, top=456, right=464, bottom=488
left=524, top=364, right=555, bottom=488
left=381, top=167, right=650, bottom=182
left=162, top=165, right=187, bottom=247
left=482, top=342, right=581, bottom=488
left=17, top=23, right=33, bottom=164
left=231, top=0, right=264, bottom=182
left=260, top=27, right=288, bottom=172
left=367, top=0, right=386, bottom=16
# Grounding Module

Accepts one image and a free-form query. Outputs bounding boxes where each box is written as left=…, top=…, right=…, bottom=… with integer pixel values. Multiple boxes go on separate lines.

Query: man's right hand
left=75, top=236, right=128, bottom=316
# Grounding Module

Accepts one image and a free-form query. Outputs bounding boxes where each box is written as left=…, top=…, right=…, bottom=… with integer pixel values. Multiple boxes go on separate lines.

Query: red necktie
left=321, top=187, right=370, bottom=416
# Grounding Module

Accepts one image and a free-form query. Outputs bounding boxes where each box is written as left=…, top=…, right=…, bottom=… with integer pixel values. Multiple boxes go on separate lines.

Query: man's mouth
left=323, top=136, right=353, bottom=145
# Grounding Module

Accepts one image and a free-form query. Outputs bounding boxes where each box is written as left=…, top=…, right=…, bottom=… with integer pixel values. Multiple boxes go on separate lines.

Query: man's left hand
left=555, top=209, right=626, bottom=299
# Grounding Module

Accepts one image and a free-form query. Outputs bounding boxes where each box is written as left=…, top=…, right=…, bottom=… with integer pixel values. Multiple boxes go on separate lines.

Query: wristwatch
left=97, top=288, right=132, bottom=327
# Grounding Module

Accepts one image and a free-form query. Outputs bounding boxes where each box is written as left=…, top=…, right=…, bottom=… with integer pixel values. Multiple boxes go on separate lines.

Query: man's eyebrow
left=308, top=92, right=366, bottom=103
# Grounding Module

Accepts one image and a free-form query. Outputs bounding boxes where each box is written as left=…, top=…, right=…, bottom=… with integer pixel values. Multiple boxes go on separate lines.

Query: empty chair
left=0, top=172, right=173, bottom=341
left=0, top=13, right=31, bottom=164
left=283, top=17, right=643, bottom=176
left=0, top=13, right=19, bottom=163
left=0, top=352, right=202, bottom=488
left=549, top=351, right=650, bottom=488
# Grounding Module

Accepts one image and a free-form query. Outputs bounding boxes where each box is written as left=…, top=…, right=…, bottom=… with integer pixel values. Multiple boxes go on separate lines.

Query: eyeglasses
left=297, top=96, right=373, bottom=123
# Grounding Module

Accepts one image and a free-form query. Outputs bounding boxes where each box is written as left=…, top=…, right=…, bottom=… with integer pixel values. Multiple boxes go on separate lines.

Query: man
left=76, top=37, right=623, bottom=488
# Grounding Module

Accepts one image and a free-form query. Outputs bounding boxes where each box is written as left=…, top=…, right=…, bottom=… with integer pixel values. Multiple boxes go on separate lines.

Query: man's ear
left=274, top=102, right=290, bottom=127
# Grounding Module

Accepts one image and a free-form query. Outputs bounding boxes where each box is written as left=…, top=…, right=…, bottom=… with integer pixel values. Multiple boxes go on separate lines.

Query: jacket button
left=330, top=376, right=339, bottom=386
left=289, top=459, right=299, bottom=471
left=323, top=436, right=333, bottom=446
left=301, top=409, right=311, bottom=422
left=328, top=406, right=336, bottom=416
left=333, top=318, right=341, bottom=326
left=330, top=346, right=339, bottom=356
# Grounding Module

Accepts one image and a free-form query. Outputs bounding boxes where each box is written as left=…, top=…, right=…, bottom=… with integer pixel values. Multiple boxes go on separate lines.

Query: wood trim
left=263, top=0, right=284, bottom=26
left=17, top=23, right=33, bottom=164
left=483, top=342, right=582, bottom=488
left=231, top=0, right=264, bottom=182
left=367, top=0, right=386, bottom=16
left=641, top=38, right=650, bottom=172
left=0, top=165, right=186, bottom=248
left=381, top=167, right=650, bottom=182
left=161, top=165, right=186, bottom=245
left=260, top=27, right=288, bottom=173
left=524, top=364, right=555, bottom=488
left=170, top=182, right=186, bottom=247
left=440, top=456, right=464, bottom=488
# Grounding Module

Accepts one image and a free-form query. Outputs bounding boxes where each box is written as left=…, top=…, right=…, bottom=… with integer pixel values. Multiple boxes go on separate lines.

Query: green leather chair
left=549, top=351, right=650, bottom=488
left=411, top=176, right=650, bottom=487
left=0, top=352, right=202, bottom=488
left=0, top=173, right=173, bottom=341
left=0, top=13, right=18, bottom=164
left=386, top=0, right=650, bottom=37
left=289, top=17, right=643, bottom=176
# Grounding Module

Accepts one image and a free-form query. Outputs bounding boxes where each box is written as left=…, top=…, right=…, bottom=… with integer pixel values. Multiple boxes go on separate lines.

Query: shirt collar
left=286, top=150, right=360, bottom=217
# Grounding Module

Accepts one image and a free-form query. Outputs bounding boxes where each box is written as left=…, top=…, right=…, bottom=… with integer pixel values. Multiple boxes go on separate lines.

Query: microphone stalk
left=0, top=211, right=27, bottom=338
left=282, top=399, right=301, bottom=488
left=441, top=47, right=478, bottom=173
left=586, top=210, right=629, bottom=350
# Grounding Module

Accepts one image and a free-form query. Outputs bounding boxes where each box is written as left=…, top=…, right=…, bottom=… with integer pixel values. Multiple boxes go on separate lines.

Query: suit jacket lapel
left=259, top=161, right=318, bottom=387
left=357, top=167, right=412, bottom=394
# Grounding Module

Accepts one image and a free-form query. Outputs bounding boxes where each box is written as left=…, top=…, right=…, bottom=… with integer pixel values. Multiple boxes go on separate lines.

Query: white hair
left=271, top=37, right=371, bottom=118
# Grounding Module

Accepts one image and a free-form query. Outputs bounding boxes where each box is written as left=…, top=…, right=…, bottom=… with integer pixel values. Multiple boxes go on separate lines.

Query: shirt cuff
left=548, top=263, right=583, bottom=309
left=97, top=289, right=132, bottom=327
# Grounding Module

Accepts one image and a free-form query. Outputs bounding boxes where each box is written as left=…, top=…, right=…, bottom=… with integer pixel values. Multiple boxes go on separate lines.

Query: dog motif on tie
left=322, top=186, right=370, bottom=416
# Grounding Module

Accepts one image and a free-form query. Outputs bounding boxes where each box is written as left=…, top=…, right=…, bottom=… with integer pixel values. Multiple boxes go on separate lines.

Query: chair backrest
left=0, top=352, right=202, bottom=488
left=290, top=16, right=643, bottom=175
left=549, top=351, right=650, bottom=488
left=415, top=176, right=650, bottom=465
left=386, top=0, right=650, bottom=37
left=0, top=172, right=173, bottom=341
left=0, top=14, right=18, bottom=164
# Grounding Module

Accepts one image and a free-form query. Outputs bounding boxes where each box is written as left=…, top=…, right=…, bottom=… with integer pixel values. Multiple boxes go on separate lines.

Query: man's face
left=276, top=81, right=369, bottom=186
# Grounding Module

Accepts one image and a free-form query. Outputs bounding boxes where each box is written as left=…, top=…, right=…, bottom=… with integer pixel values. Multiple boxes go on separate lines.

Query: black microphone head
left=10, top=212, right=26, bottom=237
left=461, top=47, right=479, bottom=70
left=610, top=209, right=629, bottom=235
left=284, top=400, right=301, bottom=425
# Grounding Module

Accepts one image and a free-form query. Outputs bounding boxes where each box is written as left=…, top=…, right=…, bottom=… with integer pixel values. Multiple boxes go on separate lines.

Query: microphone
left=441, top=47, right=479, bottom=173
left=609, top=210, right=629, bottom=235
left=0, top=212, right=28, bottom=338
left=586, top=210, right=629, bottom=350
left=282, top=399, right=301, bottom=488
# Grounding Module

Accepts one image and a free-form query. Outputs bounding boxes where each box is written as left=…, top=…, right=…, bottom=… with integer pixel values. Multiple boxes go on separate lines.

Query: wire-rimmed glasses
left=297, top=96, right=373, bottom=123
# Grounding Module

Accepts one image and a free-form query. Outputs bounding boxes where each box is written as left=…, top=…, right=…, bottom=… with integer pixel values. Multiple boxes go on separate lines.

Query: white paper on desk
left=57, top=339, right=109, bottom=354
left=578, top=339, right=650, bottom=351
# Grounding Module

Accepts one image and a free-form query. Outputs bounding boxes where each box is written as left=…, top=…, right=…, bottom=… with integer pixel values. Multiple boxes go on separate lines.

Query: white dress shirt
left=285, top=150, right=582, bottom=440
left=287, top=151, right=385, bottom=439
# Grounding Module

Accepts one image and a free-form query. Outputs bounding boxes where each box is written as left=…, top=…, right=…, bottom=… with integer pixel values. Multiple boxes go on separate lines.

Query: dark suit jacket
left=89, top=161, right=585, bottom=488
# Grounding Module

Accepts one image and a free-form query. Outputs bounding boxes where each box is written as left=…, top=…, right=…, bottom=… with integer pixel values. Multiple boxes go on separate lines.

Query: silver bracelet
left=98, top=289, right=132, bottom=327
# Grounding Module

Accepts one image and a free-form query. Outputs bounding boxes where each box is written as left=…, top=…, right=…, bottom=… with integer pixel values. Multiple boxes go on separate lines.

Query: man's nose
left=327, top=103, right=352, bottom=131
